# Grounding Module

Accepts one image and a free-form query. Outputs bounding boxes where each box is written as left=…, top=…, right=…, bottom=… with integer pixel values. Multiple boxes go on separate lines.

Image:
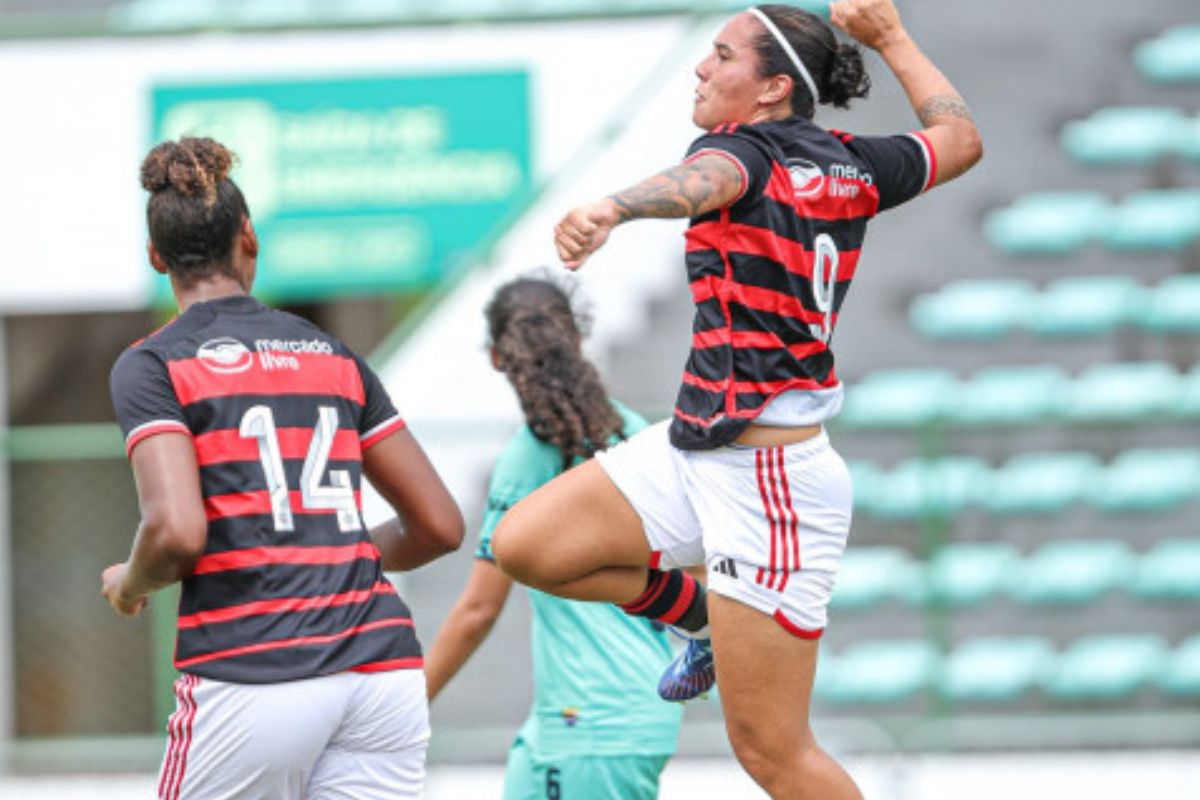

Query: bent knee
left=726, top=718, right=815, bottom=779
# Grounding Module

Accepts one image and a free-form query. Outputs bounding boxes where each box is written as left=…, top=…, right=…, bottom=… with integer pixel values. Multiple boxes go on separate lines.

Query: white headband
left=748, top=6, right=819, bottom=107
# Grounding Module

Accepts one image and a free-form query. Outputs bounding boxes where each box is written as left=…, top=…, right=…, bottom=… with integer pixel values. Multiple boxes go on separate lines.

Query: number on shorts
left=546, top=766, right=561, bottom=800
left=238, top=405, right=361, bottom=533
left=809, top=232, right=840, bottom=344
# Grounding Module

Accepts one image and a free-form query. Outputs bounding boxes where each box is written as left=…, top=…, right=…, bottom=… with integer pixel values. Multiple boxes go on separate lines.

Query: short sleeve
left=475, top=430, right=561, bottom=561
left=842, top=131, right=935, bottom=212
left=355, top=356, right=406, bottom=449
left=110, top=347, right=190, bottom=458
left=685, top=126, right=774, bottom=210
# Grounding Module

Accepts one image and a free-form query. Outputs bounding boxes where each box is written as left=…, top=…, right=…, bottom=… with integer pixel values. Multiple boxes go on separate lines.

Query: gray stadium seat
left=908, top=278, right=1035, bottom=341
left=940, top=636, right=1056, bottom=703
left=1042, top=634, right=1167, bottom=701
left=1134, top=25, right=1200, bottom=84
left=1060, top=106, right=1191, bottom=166
left=983, top=192, right=1109, bottom=255
left=1011, top=539, right=1131, bottom=605
left=1090, top=449, right=1200, bottom=514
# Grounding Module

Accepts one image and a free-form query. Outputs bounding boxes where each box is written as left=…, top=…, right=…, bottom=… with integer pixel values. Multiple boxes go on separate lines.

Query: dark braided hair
left=140, top=136, right=250, bottom=288
left=752, top=4, right=871, bottom=119
left=486, top=277, right=624, bottom=468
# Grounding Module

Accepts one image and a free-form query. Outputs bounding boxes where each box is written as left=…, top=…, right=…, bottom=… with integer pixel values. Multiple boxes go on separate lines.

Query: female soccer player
left=101, top=136, right=464, bottom=799
left=424, top=276, right=682, bottom=799
left=492, top=2, right=983, bottom=798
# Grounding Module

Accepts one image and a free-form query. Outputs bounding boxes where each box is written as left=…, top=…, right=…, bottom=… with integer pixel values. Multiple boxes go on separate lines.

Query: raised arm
left=364, top=428, right=465, bottom=571
left=101, top=433, right=207, bottom=618
left=554, top=153, right=745, bottom=269
left=831, top=0, right=983, bottom=186
left=424, top=558, right=514, bottom=700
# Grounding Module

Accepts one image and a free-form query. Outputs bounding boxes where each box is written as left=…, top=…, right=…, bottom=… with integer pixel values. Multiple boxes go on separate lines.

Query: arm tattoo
left=608, top=156, right=744, bottom=222
left=918, top=94, right=974, bottom=127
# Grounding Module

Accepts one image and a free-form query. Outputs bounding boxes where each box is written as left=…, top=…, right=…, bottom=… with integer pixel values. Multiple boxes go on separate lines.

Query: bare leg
left=708, top=593, right=863, bottom=800
left=492, top=459, right=652, bottom=604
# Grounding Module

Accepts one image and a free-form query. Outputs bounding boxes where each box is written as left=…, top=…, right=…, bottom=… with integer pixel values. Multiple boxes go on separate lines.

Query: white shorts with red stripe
left=595, top=420, right=852, bottom=637
left=157, top=668, right=429, bottom=800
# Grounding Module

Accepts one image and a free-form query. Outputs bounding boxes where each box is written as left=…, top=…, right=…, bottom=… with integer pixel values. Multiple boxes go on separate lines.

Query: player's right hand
left=830, top=0, right=904, bottom=52
left=554, top=199, right=621, bottom=270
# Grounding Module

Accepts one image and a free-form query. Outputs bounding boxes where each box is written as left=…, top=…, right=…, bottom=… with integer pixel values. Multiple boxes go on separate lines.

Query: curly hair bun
left=139, top=136, right=235, bottom=200
left=825, top=42, right=871, bottom=108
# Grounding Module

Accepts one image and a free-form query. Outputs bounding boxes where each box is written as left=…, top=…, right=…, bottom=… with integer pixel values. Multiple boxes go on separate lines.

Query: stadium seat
left=1141, top=273, right=1200, bottom=334
left=951, top=365, right=1069, bottom=426
left=1042, top=634, right=1167, bottom=701
left=867, top=457, right=989, bottom=521
left=1090, top=448, right=1200, bottom=513
left=846, top=459, right=881, bottom=514
left=838, top=369, right=959, bottom=428
left=925, top=542, right=1021, bottom=606
left=983, top=192, right=1110, bottom=255
left=1060, top=106, right=1191, bottom=166
left=819, top=639, right=939, bottom=704
left=1134, top=25, right=1200, bottom=84
left=1057, top=361, right=1181, bottom=423
left=1011, top=539, right=1131, bottom=605
left=1129, top=538, right=1200, bottom=601
left=1027, top=275, right=1144, bottom=338
left=829, top=546, right=922, bottom=611
left=1102, top=189, right=1200, bottom=251
left=983, top=451, right=1100, bottom=514
left=939, top=636, right=1056, bottom=703
left=1175, top=365, right=1200, bottom=418
left=908, top=279, right=1035, bottom=341
left=1159, top=635, right=1200, bottom=696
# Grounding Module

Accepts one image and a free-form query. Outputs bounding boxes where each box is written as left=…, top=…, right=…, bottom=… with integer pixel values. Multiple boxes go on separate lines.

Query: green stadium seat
left=1160, top=635, right=1200, bottom=696
left=1058, top=361, right=1181, bottom=423
left=867, top=457, right=989, bottom=521
left=939, top=637, right=1056, bottom=702
left=1141, top=274, right=1200, bottom=334
left=1175, top=366, right=1200, bottom=419
left=838, top=369, right=959, bottom=428
left=908, top=279, right=1035, bottom=341
left=1012, top=539, right=1131, bottom=605
left=1042, top=634, right=1167, bottom=701
left=1102, top=189, right=1200, bottom=251
left=1091, top=448, right=1200, bottom=513
left=1134, top=25, right=1200, bottom=84
left=1129, top=538, right=1200, bottom=601
left=983, top=192, right=1110, bottom=255
left=1060, top=106, right=1191, bottom=166
left=846, top=460, right=881, bottom=513
left=829, top=547, right=922, bottom=611
left=819, top=639, right=939, bottom=704
left=951, top=365, right=1069, bottom=426
left=925, top=542, right=1021, bottom=606
left=983, top=451, right=1100, bottom=514
left=1028, top=275, right=1145, bottom=338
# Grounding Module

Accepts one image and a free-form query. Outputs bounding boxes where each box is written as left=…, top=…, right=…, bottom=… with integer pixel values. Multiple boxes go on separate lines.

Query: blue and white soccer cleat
left=657, top=637, right=715, bottom=702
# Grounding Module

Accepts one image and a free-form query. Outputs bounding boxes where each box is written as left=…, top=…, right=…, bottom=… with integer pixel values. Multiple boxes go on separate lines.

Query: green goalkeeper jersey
left=475, top=401, right=683, bottom=759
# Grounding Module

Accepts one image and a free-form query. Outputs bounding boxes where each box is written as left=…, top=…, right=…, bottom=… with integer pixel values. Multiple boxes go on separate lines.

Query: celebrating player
left=424, top=276, right=682, bottom=799
left=492, top=2, right=982, bottom=798
left=102, top=136, right=464, bottom=799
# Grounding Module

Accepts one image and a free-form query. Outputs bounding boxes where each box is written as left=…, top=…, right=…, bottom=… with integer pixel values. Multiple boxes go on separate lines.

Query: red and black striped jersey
left=110, top=295, right=420, bottom=683
left=670, top=117, right=934, bottom=450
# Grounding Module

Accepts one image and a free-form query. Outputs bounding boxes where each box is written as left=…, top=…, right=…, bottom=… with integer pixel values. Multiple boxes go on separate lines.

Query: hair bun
left=825, top=42, right=871, bottom=109
left=139, top=136, right=235, bottom=199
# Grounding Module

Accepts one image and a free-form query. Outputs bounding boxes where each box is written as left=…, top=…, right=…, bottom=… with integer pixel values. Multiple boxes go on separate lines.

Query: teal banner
left=151, top=71, right=531, bottom=300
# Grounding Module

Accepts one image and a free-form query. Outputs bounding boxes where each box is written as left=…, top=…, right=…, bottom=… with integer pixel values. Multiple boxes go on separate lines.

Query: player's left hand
left=101, top=563, right=148, bottom=618
left=554, top=199, right=621, bottom=270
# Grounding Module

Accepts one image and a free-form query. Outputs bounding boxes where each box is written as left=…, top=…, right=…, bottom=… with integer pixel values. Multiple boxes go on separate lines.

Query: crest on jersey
left=787, top=158, right=824, bottom=198
left=197, top=337, right=253, bottom=373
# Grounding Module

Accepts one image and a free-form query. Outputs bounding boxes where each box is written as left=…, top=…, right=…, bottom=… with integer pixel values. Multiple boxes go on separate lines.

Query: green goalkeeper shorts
left=502, top=734, right=670, bottom=800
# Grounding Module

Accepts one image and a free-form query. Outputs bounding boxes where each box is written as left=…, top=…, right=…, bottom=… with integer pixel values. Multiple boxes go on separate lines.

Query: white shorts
left=158, top=668, right=430, bottom=800
left=596, top=420, right=852, bottom=636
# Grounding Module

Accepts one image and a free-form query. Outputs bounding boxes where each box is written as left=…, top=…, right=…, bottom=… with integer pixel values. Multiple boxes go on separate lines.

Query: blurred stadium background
left=1, top=0, right=1198, bottom=797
